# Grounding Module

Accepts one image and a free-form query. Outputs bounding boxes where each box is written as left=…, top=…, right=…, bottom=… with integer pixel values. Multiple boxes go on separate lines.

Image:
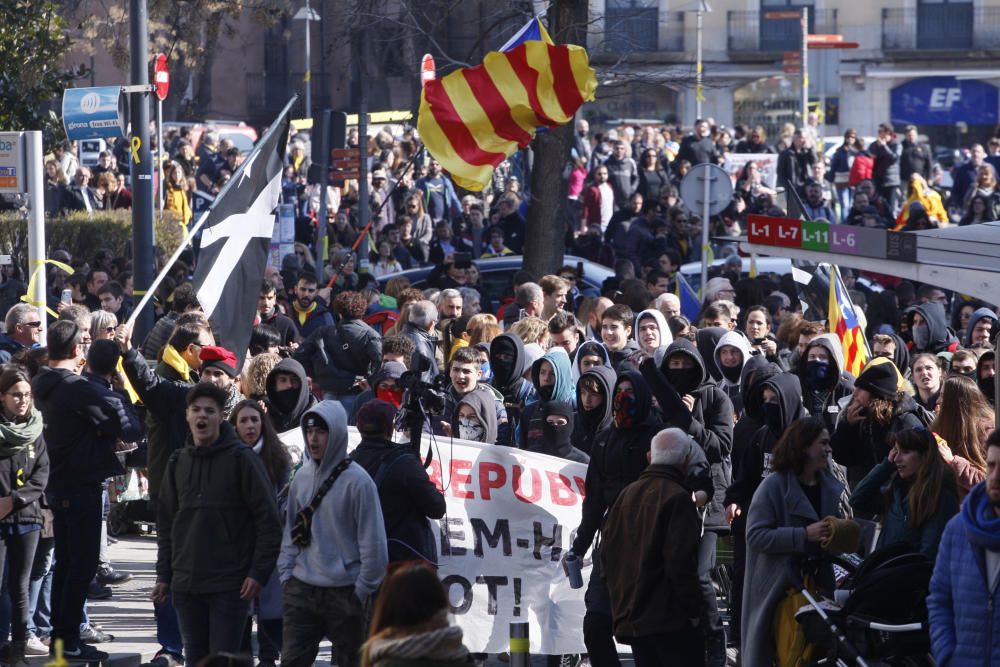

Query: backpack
left=363, top=310, right=399, bottom=336
left=850, top=154, right=874, bottom=187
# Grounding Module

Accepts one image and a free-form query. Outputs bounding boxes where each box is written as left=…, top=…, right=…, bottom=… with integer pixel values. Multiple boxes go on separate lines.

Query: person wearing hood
left=440, top=348, right=508, bottom=443
left=799, top=334, right=855, bottom=432
left=639, top=339, right=734, bottom=666
left=832, top=361, right=927, bottom=488
left=349, top=361, right=406, bottom=425
left=977, top=350, right=996, bottom=405
left=264, top=359, right=317, bottom=433
left=154, top=383, right=282, bottom=667
left=572, top=366, right=616, bottom=456
left=927, top=431, right=1000, bottom=666
left=351, top=401, right=446, bottom=565
left=696, top=326, right=727, bottom=382
left=487, top=333, right=536, bottom=446
left=571, top=340, right=612, bottom=382
left=600, top=304, right=640, bottom=371
left=568, top=371, right=663, bottom=667
left=450, top=389, right=499, bottom=444
left=625, top=309, right=672, bottom=369
left=528, top=401, right=589, bottom=463
left=907, top=301, right=959, bottom=354
left=965, top=306, right=998, bottom=347
left=713, top=331, right=752, bottom=416
left=278, top=401, right=388, bottom=667
left=871, top=332, right=910, bottom=378
left=519, top=348, right=576, bottom=454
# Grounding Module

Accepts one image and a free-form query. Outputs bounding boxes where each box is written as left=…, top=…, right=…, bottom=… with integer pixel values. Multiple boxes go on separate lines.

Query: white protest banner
left=280, top=427, right=591, bottom=655
left=723, top=152, right=779, bottom=189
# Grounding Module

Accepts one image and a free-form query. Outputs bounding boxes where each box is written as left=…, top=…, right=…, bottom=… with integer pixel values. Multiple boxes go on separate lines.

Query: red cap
left=199, top=345, right=238, bottom=377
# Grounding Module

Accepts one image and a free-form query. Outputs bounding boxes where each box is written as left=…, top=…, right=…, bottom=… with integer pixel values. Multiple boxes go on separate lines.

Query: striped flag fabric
left=417, top=19, right=597, bottom=192
left=828, top=265, right=869, bottom=377
left=192, top=101, right=293, bottom=366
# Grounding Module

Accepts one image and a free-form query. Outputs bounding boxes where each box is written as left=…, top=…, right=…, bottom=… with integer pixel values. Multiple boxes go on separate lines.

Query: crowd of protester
left=3, top=113, right=1000, bottom=667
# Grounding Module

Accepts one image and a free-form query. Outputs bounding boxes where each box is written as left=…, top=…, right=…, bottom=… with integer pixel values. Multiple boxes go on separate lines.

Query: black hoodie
left=487, top=333, right=536, bottom=446
left=264, top=358, right=317, bottom=432
left=907, top=302, right=959, bottom=354
left=977, top=350, right=996, bottom=406
left=725, top=372, right=807, bottom=511
left=640, top=338, right=734, bottom=530
left=572, top=371, right=661, bottom=556
left=157, top=421, right=282, bottom=595
left=572, top=365, right=617, bottom=456
left=731, top=358, right=783, bottom=480
left=697, top=327, right=727, bottom=382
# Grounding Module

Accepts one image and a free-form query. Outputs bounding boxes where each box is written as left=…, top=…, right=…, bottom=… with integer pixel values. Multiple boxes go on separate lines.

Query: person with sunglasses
left=0, top=304, right=42, bottom=364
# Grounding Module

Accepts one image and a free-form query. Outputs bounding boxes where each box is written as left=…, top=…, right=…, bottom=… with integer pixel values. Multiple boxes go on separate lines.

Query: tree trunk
left=523, top=0, right=588, bottom=278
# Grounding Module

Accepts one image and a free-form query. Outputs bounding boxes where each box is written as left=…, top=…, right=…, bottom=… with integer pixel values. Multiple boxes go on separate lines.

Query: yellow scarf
left=116, top=358, right=141, bottom=405
left=161, top=344, right=192, bottom=381
left=293, top=301, right=317, bottom=326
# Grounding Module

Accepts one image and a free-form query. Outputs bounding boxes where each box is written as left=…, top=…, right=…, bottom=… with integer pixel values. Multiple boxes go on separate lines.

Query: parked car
left=680, top=256, right=796, bottom=293
left=162, top=121, right=259, bottom=154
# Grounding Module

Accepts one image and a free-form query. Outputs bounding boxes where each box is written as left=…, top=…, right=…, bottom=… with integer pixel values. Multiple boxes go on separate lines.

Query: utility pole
left=357, top=27, right=370, bottom=273
left=801, top=6, right=809, bottom=126
left=130, top=0, right=155, bottom=342
left=695, top=1, right=704, bottom=120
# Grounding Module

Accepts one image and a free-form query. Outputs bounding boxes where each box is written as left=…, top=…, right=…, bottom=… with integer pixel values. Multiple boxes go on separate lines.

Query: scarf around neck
left=293, top=300, right=317, bottom=326
left=0, top=408, right=42, bottom=459
left=963, top=481, right=1000, bottom=551
left=365, top=623, right=469, bottom=666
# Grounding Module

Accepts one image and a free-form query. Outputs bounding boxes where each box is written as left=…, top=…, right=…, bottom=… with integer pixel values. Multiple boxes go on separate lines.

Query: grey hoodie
left=277, top=401, right=388, bottom=601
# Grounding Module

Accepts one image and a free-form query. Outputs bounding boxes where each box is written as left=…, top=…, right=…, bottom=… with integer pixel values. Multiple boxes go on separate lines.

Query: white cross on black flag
left=191, top=100, right=294, bottom=366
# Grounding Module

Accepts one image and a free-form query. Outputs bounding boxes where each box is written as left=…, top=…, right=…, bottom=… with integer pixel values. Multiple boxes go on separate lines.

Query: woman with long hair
left=637, top=148, right=670, bottom=202
left=742, top=417, right=848, bottom=667
left=362, top=562, right=471, bottom=667
left=932, top=375, right=994, bottom=499
left=0, top=367, right=49, bottom=665
left=164, top=161, right=192, bottom=225
left=230, top=400, right=291, bottom=667
left=402, top=194, right=433, bottom=262
left=850, top=428, right=958, bottom=557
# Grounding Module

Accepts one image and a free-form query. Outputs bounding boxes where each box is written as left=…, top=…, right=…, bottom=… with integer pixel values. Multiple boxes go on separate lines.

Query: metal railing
left=882, top=5, right=999, bottom=51
left=603, top=8, right=685, bottom=53
left=727, top=8, right=837, bottom=53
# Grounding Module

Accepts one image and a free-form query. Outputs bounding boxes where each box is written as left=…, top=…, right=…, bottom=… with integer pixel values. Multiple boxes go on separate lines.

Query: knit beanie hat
left=855, top=361, right=898, bottom=400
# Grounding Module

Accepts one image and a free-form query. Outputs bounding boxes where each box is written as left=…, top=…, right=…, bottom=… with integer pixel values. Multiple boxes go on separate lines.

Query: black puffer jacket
left=294, top=318, right=382, bottom=394
left=351, top=436, right=447, bottom=565
left=572, top=371, right=661, bottom=556
left=641, top=338, right=734, bottom=531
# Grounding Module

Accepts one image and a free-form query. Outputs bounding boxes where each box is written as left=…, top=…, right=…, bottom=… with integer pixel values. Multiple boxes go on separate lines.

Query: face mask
left=912, top=323, right=930, bottom=350
left=458, top=418, right=486, bottom=442
left=491, top=355, right=515, bottom=385
left=272, top=387, right=299, bottom=414
left=979, top=375, right=996, bottom=403
left=543, top=418, right=573, bottom=454
left=762, top=402, right=783, bottom=432
left=721, top=364, right=742, bottom=383
left=666, top=366, right=701, bottom=395
left=538, top=385, right=554, bottom=402
left=805, top=360, right=830, bottom=388
left=376, top=387, right=404, bottom=409
left=612, top=392, right=638, bottom=429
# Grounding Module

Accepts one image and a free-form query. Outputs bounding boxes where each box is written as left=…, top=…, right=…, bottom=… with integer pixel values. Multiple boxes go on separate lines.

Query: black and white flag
left=192, top=100, right=293, bottom=365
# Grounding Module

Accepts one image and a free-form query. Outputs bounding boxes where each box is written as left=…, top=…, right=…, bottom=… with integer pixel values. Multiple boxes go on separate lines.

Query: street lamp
left=293, top=1, right=321, bottom=119
left=677, top=1, right=711, bottom=121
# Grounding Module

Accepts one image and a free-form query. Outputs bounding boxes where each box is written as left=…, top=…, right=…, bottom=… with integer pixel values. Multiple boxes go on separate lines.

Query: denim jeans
left=281, top=578, right=364, bottom=667
left=47, top=486, right=103, bottom=651
left=172, top=589, right=249, bottom=666
left=0, top=530, right=42, bottom=644
left=27, top=536, right=53, bottom=638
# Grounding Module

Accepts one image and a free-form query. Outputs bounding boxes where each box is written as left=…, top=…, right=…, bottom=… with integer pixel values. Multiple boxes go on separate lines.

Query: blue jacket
left=928, top=482, right=1000, bottom=666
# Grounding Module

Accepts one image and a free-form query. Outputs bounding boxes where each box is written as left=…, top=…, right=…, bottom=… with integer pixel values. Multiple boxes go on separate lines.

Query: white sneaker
left=25, top=635, right=48, bottom=656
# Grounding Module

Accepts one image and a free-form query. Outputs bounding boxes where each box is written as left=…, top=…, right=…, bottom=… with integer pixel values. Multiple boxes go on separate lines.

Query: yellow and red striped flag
left=828, top=265, right=869, bottom=377
left=417, top=22, right=597, bottom=192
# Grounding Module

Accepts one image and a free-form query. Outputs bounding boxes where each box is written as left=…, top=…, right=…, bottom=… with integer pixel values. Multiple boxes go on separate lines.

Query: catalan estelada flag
left=417, top=18, right=597, bottom=192
left=675, top=272, right=702, bottom=322
left=828, top=265, right=869, bottom=377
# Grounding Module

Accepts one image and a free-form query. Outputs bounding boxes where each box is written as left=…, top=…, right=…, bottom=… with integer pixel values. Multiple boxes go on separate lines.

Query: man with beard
left=928, top=431, right=1000, bottom=664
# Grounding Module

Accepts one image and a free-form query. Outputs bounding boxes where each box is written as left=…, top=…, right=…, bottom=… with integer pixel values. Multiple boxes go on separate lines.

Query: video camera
left=397, top=353, right=447, bottom=467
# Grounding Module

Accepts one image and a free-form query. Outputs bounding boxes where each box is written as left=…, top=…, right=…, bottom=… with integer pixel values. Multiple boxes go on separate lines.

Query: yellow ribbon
left=21, top=259, right=74, bottom=318
left=131, top=136, right=141, bottom=164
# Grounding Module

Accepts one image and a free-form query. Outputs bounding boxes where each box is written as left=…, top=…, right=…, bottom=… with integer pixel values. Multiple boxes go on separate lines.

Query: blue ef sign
left=61, top=87, right=128, bottom=141
left=891, top=76, right=999, bottom=126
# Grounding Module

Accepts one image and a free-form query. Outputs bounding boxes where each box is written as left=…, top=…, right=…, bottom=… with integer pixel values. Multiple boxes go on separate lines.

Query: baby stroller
left=795, top=543, right=935, bottom=667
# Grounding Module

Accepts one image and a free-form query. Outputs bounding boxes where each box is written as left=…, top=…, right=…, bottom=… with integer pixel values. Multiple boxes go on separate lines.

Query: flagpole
left=125, top=96, right=299, bottom=336
left=834, top=264, right=872, bottom=357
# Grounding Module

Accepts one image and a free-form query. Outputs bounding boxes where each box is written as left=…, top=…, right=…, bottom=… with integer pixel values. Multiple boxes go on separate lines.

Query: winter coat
left=33, top=365, right=142, bottom=493
left=0, top=421, right=47, bottom=527
left=572, top=365, right=616, bottom=457
left=351, top=436, right=446, bottom=565
left=291, top=298, right=335, bottom=340
left=400, top=321, right=440, bottom=383
left=849, top=458, right=958, bottom=558
left=872, top=139, right=902, bottom=188
left=742, top=469, right=845, bottom=667
left=259, top=310, right=300, bottom=347
left=603, top=156, right=639, bottom=206
left=294, top=318, right=382, bottom=394
left=157, top=422, right=282, bottom=595
left=799, top=334, right=855, bottom=432
left=571, top=371, right=661, bottom=556
left=642, top=339, right=734, bottom=530
left=0, top=334, right=26, bottom=364
left=928, top=482, right=1000, bottom=666
left=488, top=333, right=537, bottom=446
left=777, top=146, right=817, bottom=193
left=141, top=311, right=178, bottom=361
left=600, top=465, right=703, bottom=641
